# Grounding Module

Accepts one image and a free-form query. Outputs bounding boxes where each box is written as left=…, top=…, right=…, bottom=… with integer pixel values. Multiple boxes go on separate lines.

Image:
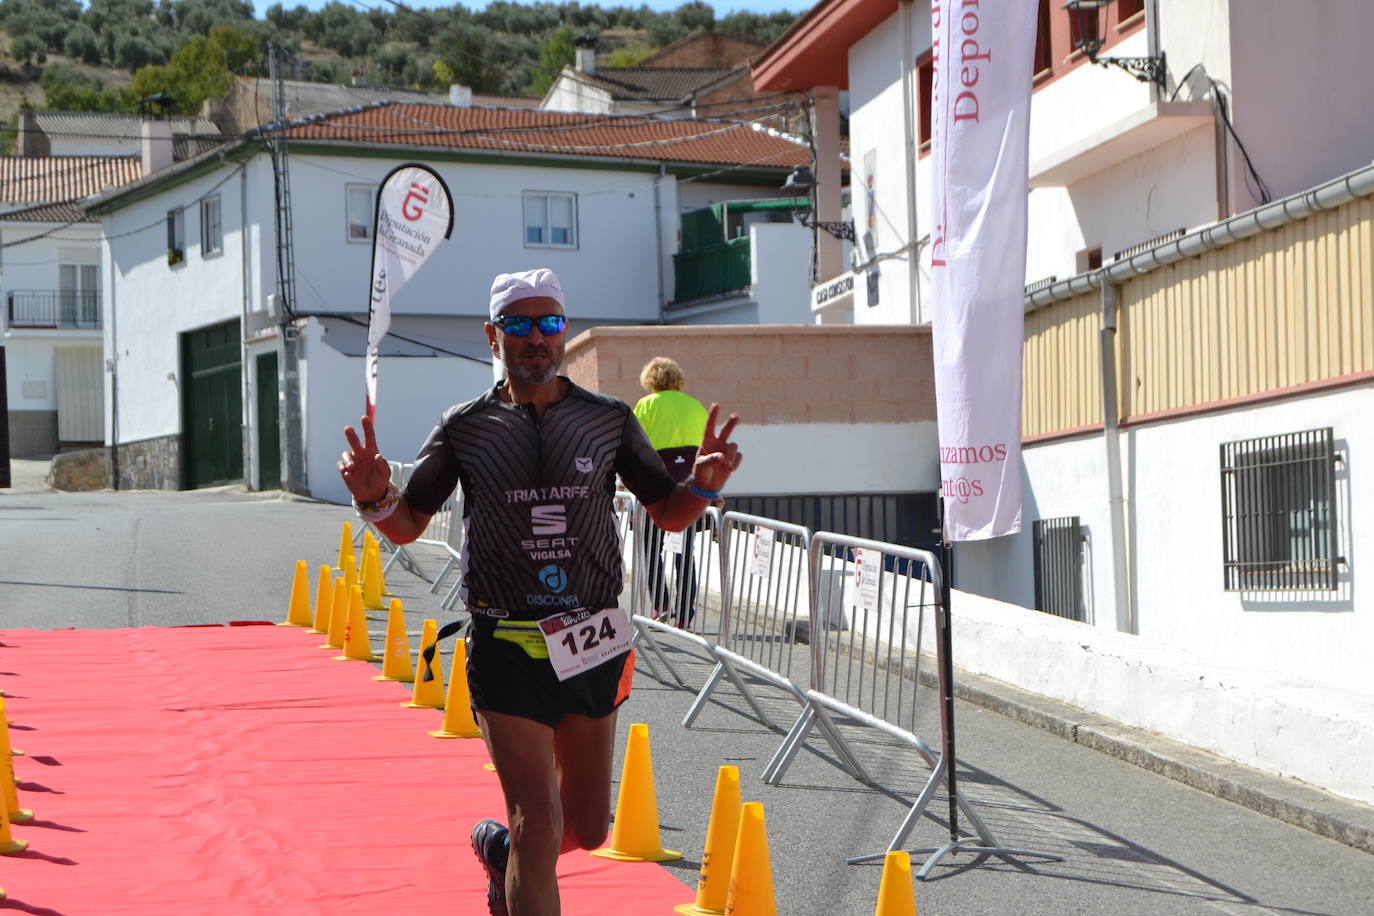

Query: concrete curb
left=932, top=664, right=1374, bottom=856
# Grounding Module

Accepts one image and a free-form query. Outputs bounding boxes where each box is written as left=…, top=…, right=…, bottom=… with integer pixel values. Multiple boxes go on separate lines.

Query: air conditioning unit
left=262, top=293, right=281, bottom=321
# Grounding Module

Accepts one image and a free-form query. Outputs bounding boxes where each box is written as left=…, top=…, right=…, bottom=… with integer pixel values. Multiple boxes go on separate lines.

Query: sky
left=250, top=0, right=806, bottom=19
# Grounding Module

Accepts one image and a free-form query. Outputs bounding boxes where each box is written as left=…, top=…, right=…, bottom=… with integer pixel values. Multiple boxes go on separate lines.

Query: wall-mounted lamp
left=1063, top=0, right=1166, bottom=88
left=781, top=166, right=856, bottom=242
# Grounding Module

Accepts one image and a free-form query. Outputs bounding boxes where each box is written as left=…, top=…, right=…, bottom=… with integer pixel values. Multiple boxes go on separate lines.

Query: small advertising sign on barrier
left=850, top=547, right=881, bottom=612
left=751, top=526, right=775, bottom=578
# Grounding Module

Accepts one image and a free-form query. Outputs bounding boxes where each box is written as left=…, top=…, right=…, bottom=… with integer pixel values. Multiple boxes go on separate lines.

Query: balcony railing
left=6, top=289, right=102, bottom=330
left=672, top=237, right=752, bottom=302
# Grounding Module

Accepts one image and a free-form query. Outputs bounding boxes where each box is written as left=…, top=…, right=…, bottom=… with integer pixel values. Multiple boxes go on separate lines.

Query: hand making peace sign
left=690, top=403, right=743, bottom=495
left=338, top=413, right=392, bottom=505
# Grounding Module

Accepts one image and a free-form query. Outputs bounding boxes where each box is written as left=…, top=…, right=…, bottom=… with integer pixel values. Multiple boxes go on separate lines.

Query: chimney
left=574, top=34, right=597, bottom=75
left=448, top=84, right=472, bottom=107
left=351, top=66, right=367, bottom=87
left=141, top=118, right=173, bottom=173
left=18, top=109, right=47, bottom=156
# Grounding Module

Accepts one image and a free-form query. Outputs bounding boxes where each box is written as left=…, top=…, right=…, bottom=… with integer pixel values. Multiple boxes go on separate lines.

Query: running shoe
left=471, top=818, right=510, bottom=916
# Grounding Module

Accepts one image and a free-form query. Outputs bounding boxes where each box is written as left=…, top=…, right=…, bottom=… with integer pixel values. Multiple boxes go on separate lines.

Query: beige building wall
left=565, top=324, right=934, bottom=426
left=1023, top=189, right=1374, bottom=440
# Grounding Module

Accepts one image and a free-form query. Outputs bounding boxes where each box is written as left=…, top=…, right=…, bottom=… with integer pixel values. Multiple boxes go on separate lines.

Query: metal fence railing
left=621, top=497, right=721, bottom=688
left=365, top=482, right=1059, bottom=873
left=1032, top=516, right=1086, bottom=621
left=7, top=289, right=102, bottom=329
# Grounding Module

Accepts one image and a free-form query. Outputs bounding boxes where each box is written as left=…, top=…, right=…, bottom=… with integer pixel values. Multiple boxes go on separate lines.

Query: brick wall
left=564, top=324, right=934, bottom=425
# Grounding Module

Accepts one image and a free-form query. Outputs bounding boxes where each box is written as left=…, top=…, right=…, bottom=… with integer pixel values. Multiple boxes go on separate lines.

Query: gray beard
left=511, top=363, right=559, bottom=386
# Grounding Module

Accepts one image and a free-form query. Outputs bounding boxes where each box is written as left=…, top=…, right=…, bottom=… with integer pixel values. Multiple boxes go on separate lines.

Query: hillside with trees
left=0, top=0, right=800, bottom=142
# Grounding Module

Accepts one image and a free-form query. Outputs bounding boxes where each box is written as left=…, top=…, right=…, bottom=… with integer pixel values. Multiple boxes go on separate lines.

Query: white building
left=1, top=156, right=143, bottom=457
left=744, top=0, right=1374, bottom=805
left=754, top=0, right=1374, bottom=324
left=80, top=101, right=809, bottom=503
left=0, top=202, right=105, bottom=457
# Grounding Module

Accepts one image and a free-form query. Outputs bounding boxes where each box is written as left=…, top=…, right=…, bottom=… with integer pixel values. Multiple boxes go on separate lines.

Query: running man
left=337, top=268, right=742, bottom=916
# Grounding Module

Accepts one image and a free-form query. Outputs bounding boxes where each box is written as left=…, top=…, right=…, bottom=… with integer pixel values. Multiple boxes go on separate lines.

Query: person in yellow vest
left=633, top=357, right=712, bottom=628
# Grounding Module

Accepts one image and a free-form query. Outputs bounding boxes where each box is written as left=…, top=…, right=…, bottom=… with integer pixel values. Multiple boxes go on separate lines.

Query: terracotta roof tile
left=576, top=66, right=738, bottom=101
left=272, top=102, right=807, bottom=170
left=0, top=156, right=143, bottom=204
left=0, top=200, right=94, bottom=223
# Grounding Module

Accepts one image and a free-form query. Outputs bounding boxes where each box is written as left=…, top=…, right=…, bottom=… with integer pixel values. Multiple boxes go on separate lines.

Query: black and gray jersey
left=403, top=378, right=677, bottom=620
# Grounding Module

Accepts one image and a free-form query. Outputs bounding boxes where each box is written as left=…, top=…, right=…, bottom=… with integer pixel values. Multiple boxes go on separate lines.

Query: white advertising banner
left=928, top=0, right=1037, bottom=541
left=365, top=163, right=454, bottom=418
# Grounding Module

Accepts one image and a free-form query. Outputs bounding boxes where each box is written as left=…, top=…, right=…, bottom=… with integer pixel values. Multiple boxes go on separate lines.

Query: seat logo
left=532, top=504, right=566, bottom=535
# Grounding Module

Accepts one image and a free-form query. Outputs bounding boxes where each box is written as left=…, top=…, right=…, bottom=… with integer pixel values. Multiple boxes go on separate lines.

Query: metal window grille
left=1220, top=427, right=1338, bottom=591
left=1032, top=516, right=1085, bottom=621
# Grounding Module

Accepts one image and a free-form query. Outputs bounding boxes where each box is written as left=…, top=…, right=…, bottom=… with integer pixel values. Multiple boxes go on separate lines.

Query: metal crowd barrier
left=353, top=461, right=465, bottom=605
left=626, top=502, right=722, bottom=687
left=772, top=533, right=1002, bottom=863
left=679, top=512, right=813, bottom=729
left=763, top=533, right=939, bottom=786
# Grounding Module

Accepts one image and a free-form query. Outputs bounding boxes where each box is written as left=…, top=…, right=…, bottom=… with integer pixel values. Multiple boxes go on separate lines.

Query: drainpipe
left=106, top=211, right=119, bottom=490
left=653, top=164, right=666, bottom=318
left=1146, top=0, right=1162, bottom=103
left=1100, top=278, right=1134, bottom=633
left=901, top=0, right=922, bottom=323
left=238, top=161, right=254, bottom=489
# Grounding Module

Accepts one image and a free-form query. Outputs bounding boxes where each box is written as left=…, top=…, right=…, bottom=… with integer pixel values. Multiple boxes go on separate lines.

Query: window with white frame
left=58, top=263, right=99, bottom=327
left=346, top=184, right=375, bottom=243
left=167, top=207, right=185, bottom=265
left=523, top=191, right=577, bottom=248
left=201, top=194, right=222, bottom=257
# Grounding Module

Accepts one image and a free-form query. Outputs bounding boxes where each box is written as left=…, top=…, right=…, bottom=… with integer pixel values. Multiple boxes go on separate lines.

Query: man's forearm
left=643, top=484, right=710, bottom=533
left=372, top=497, right=431, bottom=546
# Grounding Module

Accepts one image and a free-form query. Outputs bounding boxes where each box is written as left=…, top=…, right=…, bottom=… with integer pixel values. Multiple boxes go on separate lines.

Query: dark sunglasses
left=494, top=314, right=568, bottom=337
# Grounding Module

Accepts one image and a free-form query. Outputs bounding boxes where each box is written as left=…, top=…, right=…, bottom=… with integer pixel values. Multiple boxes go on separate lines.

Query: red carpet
left=0, top=625, right=691, bottom=914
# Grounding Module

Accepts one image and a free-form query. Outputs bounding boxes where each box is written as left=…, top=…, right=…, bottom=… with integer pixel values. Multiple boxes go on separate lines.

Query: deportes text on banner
left=928, top=0, right=1037, bottom=541
left=365, top=164, right=454, bottom=419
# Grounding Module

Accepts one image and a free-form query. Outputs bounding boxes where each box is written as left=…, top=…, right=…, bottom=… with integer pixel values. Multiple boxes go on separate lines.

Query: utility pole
left=268, top=45, right=307, bottom=495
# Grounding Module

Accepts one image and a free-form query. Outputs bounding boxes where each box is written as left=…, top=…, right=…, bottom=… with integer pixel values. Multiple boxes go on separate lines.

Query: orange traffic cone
left=591, top=723, right=681, bottom=863
left=676, top=765, right=742, bottom=915
left=280, top=560, right=313, bottom=627
left=319, top=576, right=347, bottom=650
left=310, top=565, right=334, bottom=634
left=2, top=756, right=31, bottom=826
left=337, top=521, right=355, bottom=573
left=430, top=637, right=480, bottom=738
left=358, top=531, right=373, bottom=586
left=362, top=541, right=386, bottom=612
left=335, top=586, right=380, bottom=662
left=373, top=599, right=415, bottom=682
left=373, top=539, right=390, bottom=597
left=0, top=699, right=21, bottom=758
left=724, top=802, right=776, bottom=916
left=0, top=793, right=26, bottom=855
left=404, top=619, right=445, bottom=709
left=874, top=850, right=916, bottom=916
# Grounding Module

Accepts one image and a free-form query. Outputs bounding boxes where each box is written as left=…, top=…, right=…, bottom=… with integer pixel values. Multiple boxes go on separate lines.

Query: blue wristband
left=686, top=478, right=720, bottom=501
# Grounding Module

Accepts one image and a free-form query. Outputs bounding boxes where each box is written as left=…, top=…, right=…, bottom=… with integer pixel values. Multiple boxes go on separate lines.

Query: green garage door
left=181, top=320, right=243, bottom=489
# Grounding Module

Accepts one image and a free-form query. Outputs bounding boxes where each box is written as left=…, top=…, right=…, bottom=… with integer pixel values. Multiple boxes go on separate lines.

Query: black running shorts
left=465, top=614, right=635, bottom=729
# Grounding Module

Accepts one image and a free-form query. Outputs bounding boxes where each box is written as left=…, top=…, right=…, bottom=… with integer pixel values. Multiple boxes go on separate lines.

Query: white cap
left=489, top=268, right=565, bottom=320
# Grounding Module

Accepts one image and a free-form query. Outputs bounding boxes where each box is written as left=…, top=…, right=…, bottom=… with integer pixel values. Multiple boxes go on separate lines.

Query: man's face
left=485, top=295, right=567, bottom=386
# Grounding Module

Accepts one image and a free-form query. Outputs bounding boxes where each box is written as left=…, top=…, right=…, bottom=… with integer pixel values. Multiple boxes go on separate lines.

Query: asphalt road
left=2, top=474, right=1372, bottom=915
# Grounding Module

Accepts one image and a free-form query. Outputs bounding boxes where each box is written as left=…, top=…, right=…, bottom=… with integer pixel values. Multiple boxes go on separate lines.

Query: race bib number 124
left=538, top=607, right=632, bottom=681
